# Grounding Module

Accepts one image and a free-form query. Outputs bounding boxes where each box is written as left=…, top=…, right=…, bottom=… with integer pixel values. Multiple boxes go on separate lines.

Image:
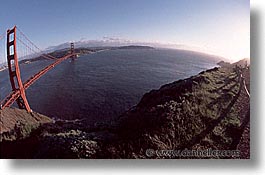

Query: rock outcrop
left=0, top=108, right=52, bottom=141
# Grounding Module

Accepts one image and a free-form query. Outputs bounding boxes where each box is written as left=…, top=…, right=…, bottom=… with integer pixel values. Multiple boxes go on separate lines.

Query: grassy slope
left=107, top=66, right=248, bottom=158
left=0, top=108, right=52, bottom=141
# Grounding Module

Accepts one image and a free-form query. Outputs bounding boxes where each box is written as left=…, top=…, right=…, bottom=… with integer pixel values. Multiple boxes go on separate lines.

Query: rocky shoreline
left=0, top=64, right=250, bottom=159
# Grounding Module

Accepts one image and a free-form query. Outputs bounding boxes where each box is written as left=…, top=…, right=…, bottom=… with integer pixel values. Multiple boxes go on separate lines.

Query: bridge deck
left=0, top=53, right=76, bottom=109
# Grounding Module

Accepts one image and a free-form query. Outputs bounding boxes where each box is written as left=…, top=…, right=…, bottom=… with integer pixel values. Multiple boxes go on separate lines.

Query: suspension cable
left=16, top=27, right=57, bottom=60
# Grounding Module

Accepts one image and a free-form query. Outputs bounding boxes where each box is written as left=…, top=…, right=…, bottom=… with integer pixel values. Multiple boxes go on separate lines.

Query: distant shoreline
left=0, top=65, right=7, bottom=72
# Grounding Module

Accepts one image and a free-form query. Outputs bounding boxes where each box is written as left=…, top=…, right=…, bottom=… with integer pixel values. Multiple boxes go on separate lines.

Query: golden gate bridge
left=0, top=26, right=77, bottom=112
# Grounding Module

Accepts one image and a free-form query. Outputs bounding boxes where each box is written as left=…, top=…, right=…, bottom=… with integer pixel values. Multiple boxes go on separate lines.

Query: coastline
left=0, top=62, right=250, bottom=159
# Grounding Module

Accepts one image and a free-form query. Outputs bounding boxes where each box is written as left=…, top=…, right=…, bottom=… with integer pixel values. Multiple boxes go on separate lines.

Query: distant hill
left=232, top=58, right=250, bottom=67
left=217, top=60, right=231, bottom=67
left=117, top=45, right=155, bottom=50
left=18, top=47, right=101, bottom=65
left=217, top=58, right=250, bottom=68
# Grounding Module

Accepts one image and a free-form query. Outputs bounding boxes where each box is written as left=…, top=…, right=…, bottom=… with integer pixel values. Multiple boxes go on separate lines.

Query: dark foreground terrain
left=0, top=63, right=250, bottom=159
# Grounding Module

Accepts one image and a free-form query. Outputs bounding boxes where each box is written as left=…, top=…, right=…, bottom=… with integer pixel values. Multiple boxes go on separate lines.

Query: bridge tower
left=70, top=42, right=77, bottom=61
left=6, top=26, right=31, bottom=112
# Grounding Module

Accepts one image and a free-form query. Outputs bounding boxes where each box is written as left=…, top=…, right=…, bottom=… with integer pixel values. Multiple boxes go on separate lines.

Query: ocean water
left=0, top=48, right=220, bottom=123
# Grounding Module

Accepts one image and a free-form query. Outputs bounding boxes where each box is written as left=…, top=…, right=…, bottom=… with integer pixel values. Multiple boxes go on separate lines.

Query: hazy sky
left=0, top=0, right=249, bottom=61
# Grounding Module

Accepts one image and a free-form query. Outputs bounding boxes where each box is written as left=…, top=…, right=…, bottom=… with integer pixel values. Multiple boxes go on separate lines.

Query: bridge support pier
left=6, top=26, right=31, bottom=112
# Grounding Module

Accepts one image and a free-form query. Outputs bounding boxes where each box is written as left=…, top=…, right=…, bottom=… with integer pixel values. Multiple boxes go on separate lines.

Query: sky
left=0, top=0, right=249, bottom=62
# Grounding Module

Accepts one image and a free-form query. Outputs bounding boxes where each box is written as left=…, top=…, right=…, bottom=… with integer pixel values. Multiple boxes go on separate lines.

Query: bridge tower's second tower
left=70, top=42, right=77, bottom=61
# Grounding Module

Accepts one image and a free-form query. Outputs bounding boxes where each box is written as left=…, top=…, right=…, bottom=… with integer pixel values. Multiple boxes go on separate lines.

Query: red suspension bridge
left=0, top=26, right=77, bottom=112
